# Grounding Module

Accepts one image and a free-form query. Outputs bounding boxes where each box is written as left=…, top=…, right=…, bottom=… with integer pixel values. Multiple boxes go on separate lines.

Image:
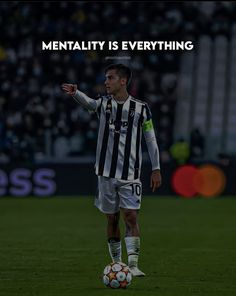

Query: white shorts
left=94, top=176, right=142, bottom=214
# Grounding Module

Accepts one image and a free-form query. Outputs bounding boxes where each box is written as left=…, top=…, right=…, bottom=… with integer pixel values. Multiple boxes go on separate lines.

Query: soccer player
left=61, top=64, right=161, bottom=277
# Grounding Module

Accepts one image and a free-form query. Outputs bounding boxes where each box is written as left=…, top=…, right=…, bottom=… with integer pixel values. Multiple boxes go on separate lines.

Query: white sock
left=125, top=236, right=140, bottom=268
left=108, top=239, right=122, bottom=262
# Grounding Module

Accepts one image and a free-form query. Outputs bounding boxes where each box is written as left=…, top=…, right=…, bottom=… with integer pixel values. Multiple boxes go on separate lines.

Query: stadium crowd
left=0, top=1, right=234, bottom=164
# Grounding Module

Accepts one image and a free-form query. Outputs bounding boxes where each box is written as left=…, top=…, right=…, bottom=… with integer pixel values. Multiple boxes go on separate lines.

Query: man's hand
left=150, top=169, right=162, bottom=192
left=61, top=83, right=77, bottom=96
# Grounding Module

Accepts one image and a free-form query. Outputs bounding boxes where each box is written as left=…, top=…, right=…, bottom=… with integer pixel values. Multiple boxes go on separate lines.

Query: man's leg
left=122, top=209, right=145, bottom=276
left=94, top=176, right=121, bottom=262
left=106, top=211, right=122, bottom=262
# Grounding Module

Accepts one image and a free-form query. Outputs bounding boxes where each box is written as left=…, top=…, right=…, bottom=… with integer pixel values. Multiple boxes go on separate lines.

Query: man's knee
left=106, top=212, right=120, bottom=226
left=123, top=209, right=138, bottom=227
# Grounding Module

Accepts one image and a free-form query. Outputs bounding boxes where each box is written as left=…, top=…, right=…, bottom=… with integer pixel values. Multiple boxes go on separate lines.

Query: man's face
left=104, top=69, right=126, bottom=95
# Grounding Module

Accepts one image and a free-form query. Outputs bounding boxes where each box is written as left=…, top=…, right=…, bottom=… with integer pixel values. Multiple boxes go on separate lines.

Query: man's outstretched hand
left=150, top=169, right=162, bottom=192
left=61, top=83, right=77, bottom=95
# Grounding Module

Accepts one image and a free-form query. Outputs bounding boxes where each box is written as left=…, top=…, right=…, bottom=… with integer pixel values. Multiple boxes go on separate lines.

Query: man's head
left=104, top=64, right=132, bottom=95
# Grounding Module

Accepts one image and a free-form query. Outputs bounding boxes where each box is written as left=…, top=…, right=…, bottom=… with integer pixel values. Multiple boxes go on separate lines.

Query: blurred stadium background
left=0, top=1, right=236, bottom=197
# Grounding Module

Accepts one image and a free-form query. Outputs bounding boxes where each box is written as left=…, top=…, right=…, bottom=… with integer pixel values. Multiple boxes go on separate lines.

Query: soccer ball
left=102, top=262, right=132, bottom=289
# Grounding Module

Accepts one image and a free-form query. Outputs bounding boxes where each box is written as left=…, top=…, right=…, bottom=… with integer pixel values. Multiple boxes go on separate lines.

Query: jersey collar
left=112, top=95, right=130, bottom=105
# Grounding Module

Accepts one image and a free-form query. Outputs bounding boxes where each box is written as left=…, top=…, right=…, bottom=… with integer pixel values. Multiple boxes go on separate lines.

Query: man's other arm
left=142, top=104, right=162, bottom=191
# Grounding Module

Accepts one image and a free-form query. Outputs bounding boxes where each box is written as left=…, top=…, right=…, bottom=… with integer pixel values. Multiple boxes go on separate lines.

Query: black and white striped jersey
left=73, top=90, right=160, bottom=181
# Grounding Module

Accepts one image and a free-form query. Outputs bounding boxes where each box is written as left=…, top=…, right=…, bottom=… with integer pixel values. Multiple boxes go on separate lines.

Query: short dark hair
left=105, top=63, right=132, bottom=86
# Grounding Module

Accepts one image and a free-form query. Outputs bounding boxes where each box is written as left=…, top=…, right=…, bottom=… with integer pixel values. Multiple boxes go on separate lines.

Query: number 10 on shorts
left=130, top=183, right=142, bottom=197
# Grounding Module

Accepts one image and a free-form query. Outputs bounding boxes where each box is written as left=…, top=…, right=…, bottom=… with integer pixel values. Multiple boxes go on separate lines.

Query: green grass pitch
left=0, top=197, right=235, bottom=296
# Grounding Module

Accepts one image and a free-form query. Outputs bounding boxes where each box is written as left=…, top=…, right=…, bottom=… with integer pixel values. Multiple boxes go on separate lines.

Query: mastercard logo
left=171, top=164, right=226, bottom=198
